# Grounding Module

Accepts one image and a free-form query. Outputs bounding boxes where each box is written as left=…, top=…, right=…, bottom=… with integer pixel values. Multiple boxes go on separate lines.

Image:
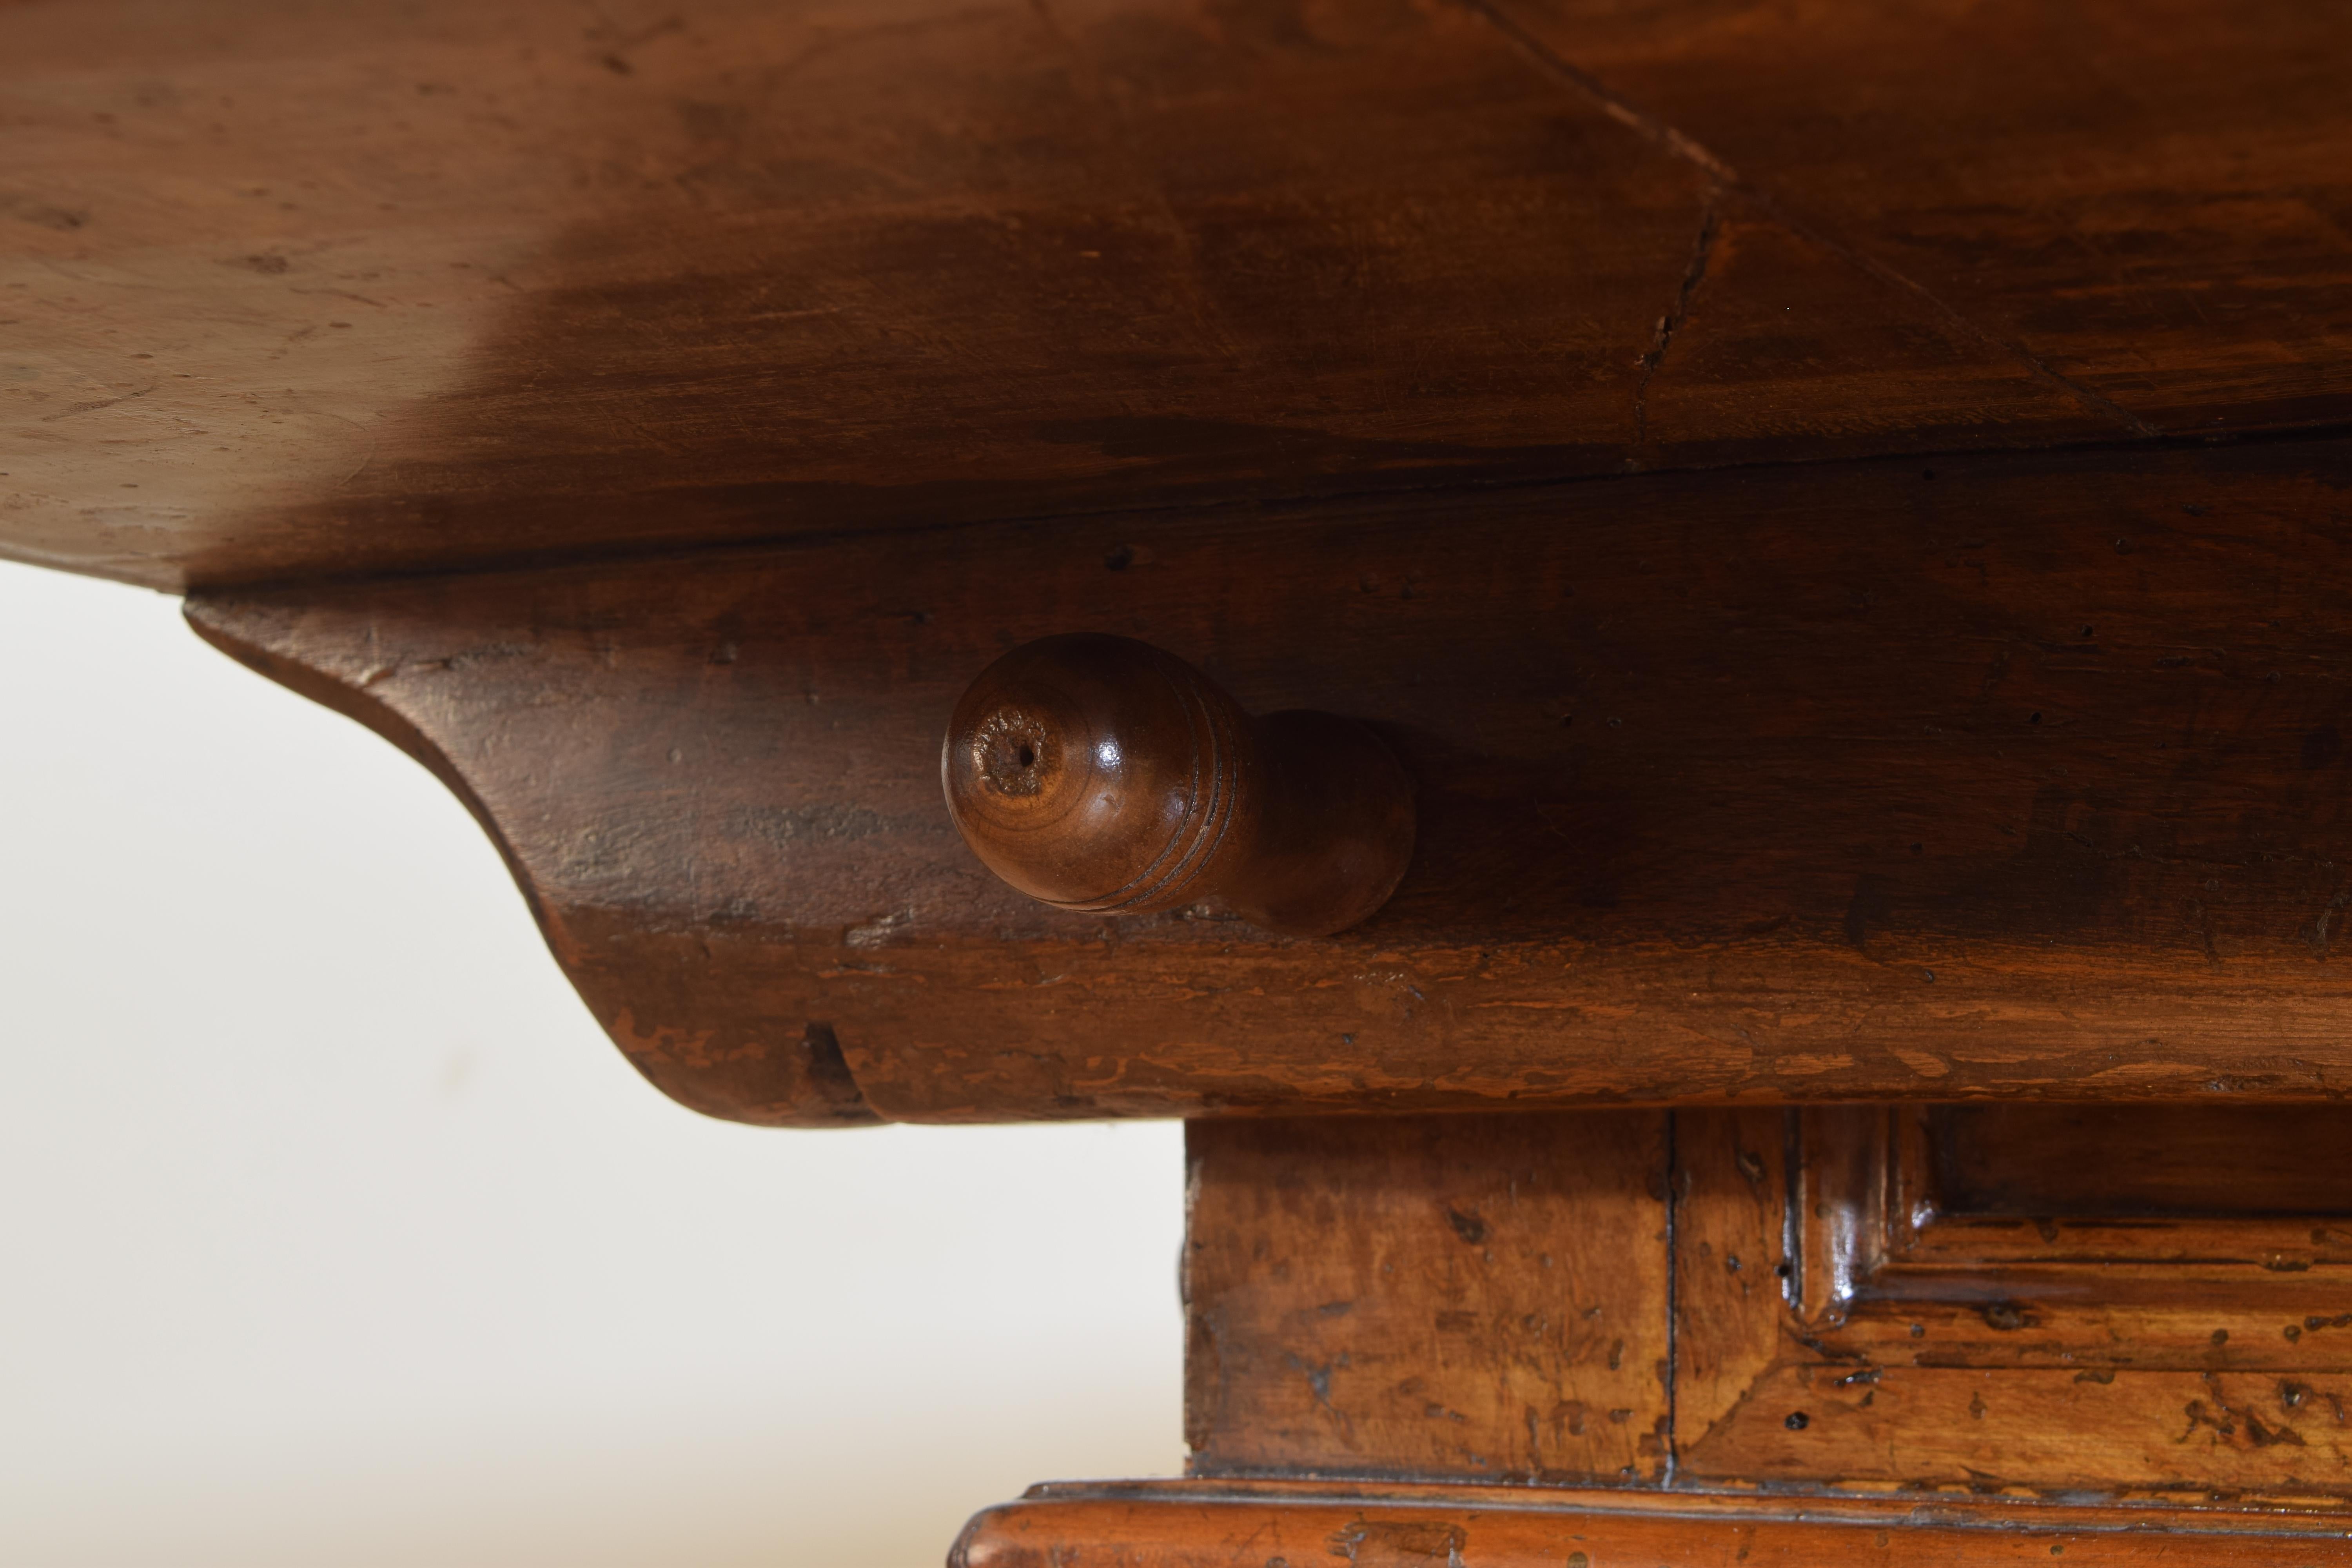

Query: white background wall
left=0, top=560, right=1184, bottom=1567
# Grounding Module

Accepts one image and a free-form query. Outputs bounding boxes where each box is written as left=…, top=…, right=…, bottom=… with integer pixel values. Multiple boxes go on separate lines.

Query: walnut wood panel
left=1671, top=1107, right=1798, bottom=1449
left=193, top=436, right=2352, bottom=1124
left=1696, top=1365, right=2352, bottom=1495
left=8, top=0, right=2343, bottom=590
left=955, top=1482, right=2352, bottom=1566
left=1156, top=1104, right=2352, bottom=1553
left=1482, top=0, right=2352, bottom=438
left=1183, top=1114, right=1670, bottom=1484
left=1677, top=1105, right=2352, bottom=1497
left=1826, top=1280, right=2352, bottom=1370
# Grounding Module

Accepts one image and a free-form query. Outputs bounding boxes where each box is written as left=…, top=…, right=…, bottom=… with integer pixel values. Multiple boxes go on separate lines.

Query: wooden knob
left=941, top=635, right=1414, bottom=937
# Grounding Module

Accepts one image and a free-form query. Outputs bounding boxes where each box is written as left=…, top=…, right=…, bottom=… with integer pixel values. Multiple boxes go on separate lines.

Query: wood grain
left=1183, top=1114, right=1671, bottom=1484
left=9, top=0, right=2338, bottom=589
left=1482, top=0, right=2352, bottom=437
left=1677, top=1103, right=2352, bottom=1496
left=1166, top=1104, right=2352, bottom=1505
left=191, top=436, right=2352, bottom=1124
left=1671, top=1108, right=1797, bottom=1453
left=1689, top=1365, right=2352, bottom=1495
left=955, top=1481, right=2352, bottom=1566
left=942, top=634, right=1415, bottom=936
left=1931, top=1104, right=2352, bottom=1217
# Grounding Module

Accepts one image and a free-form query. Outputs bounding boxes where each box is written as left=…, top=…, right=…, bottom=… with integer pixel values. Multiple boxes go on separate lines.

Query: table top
left=15, top=0, right=2352, bottom=1127
left=5, top=0, right=2347, bottom=591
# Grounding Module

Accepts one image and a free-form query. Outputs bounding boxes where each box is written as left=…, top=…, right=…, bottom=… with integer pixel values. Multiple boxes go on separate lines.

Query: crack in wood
left=1630, top=196, right=1721, bottom=466
left=1454, top=0, right=2163, bottom=443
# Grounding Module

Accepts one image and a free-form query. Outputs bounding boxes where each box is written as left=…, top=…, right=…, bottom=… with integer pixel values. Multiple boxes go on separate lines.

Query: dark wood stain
left=1933, top=1104, right=2352, bottom=1217
left=9, top=0, right=2335, bottom=588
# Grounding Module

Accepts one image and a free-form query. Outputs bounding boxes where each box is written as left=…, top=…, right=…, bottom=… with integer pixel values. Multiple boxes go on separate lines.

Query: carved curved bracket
left=189, top=591, right=878, bottom=1127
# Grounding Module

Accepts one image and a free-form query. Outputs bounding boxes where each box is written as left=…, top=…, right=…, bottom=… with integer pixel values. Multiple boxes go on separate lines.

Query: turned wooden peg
left=941, top=634, right=1415, bottom=937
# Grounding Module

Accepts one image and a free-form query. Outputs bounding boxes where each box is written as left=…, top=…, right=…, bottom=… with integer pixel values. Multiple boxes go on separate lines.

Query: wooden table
left=9, top=0, right=2352, bottom=1558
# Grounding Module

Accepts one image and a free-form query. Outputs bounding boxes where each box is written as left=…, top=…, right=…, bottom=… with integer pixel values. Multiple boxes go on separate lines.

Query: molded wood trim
left=956, top=1481, right=2352, bottom=1566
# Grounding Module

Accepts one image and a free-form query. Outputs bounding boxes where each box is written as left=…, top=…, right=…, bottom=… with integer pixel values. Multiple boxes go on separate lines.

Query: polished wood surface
left=4, top=0, right=2347, bottom=589
left=1166, top=1107, right=2352, bottom=1517
left=14, top=4, right=2352, bottom=1555
left=1929, top=1103, right=2352, bottom=1217
left=944, top=634, right=1413, bottom=936
left=1673, top=1105, right=2352, bottom=1492
left=1184, top=1113, right=1670, bottom=1482
left=957, top=1483, right=2352, bottom=1566
left=1485, top=0, right=2352, bottom=437
left=193, top=435, right=2352, bottom=1125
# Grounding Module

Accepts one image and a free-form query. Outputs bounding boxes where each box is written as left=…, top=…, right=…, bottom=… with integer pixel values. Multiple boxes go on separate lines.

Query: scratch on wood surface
left=1454, top=0, right=2161, bottom=441
left=1450, top=0, right=1740, bottom=183
left=40, top=383, right=153, bottom=421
